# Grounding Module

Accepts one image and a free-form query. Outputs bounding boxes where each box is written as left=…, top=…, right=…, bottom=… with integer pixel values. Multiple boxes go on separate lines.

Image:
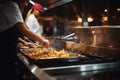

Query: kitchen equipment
left=19, top=48, right=88, bottom=66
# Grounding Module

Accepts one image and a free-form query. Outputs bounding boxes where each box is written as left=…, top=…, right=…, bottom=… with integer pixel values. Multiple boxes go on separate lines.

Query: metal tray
left=19, top=48, right=89, bottom=63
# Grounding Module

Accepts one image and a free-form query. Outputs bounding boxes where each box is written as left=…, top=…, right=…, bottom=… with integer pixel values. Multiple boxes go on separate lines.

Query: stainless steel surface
left=17, top=53, right=120, bottom=80
left=74, top=26, right=120, bottom=49
left=17, top=53, right=55, bottom=80
left=41, top=62, right=120, bottom=71
left=65, top=41, right=120, bottom=59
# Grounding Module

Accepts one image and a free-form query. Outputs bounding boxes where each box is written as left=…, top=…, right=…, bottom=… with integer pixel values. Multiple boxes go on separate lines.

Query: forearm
left=17, top=22, right=44, bottom=42
left=18, top=37, right=26, bottom=45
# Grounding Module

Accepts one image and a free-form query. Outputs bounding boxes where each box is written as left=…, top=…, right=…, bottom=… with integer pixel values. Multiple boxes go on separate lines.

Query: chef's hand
left=24, top=42, right=34, bottom=47
left=41, top=39, right=50, bottom=47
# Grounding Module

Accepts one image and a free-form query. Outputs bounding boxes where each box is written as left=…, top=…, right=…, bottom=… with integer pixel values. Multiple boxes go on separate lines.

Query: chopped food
left=22, top=48, right=83, bottom=59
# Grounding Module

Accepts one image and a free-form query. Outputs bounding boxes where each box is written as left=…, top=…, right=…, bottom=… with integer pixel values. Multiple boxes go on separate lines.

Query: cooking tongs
left=64, top=33, right=75, bottom=39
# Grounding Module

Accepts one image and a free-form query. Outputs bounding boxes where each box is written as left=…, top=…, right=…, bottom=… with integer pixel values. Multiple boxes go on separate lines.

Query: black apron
left=0, top=26, right=20, bottom=80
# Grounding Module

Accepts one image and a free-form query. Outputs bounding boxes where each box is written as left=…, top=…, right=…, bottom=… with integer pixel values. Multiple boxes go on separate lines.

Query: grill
left=18, top=27, right=120, bottom=80
left=19, top=40, right=120, bottom=69
left=18, top=39, right=120, bottom=80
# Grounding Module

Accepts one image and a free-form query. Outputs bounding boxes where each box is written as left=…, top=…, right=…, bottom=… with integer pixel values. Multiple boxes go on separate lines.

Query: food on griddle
left=22, top=48, right=82, bottom=59
left=18, top=43, right=25, bottom=48
left=18, top=42, right=41, bottom=48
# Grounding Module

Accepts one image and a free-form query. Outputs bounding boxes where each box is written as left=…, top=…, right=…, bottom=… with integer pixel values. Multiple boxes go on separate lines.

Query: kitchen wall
left=75, top=26, right=120, bottom=49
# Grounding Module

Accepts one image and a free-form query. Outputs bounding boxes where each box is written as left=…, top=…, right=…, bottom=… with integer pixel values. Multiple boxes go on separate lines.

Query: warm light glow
left=92, top=30, right=95, bottom=34
left=77, top=17, right=82, bottom=23
left=93, top=34, right=96, bottom=45
left=104, top=9, right=108, bottom=12
left=88, top=17, right=93, bottom=22
left=108, top=45, right=113, bottom=48
left=117, top=8, right=120, bottom=11
left=102, top=16, right=108, bottom=22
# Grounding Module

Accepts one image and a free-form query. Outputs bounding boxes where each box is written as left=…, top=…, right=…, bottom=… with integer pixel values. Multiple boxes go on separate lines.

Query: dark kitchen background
left=23, top=0, right=120, bottom=48
left=20, top=1, right=120, bottom=55
left=24, top=0, right=120, bottom=26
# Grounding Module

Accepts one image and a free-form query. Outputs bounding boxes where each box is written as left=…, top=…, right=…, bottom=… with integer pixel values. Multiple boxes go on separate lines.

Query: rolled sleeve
left=2, top=1, right=24, bottom=27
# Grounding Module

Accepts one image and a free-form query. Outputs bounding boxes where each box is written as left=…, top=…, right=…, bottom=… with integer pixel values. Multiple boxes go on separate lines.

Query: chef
left=0, top=0, right=49, bottom=80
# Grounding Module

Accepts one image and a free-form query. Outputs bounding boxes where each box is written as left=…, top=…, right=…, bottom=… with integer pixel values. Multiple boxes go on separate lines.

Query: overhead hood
left=33, top=0, right=74, bottom=10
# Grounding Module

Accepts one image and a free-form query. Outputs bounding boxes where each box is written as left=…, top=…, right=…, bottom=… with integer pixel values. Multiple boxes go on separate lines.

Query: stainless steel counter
left=17, top=53, right=120, bottom=80
left=17, top=26, right=120, bottom=80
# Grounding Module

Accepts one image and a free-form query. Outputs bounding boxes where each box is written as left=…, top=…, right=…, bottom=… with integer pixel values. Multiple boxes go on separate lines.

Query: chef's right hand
left=41, top=39, right=50, bottom=47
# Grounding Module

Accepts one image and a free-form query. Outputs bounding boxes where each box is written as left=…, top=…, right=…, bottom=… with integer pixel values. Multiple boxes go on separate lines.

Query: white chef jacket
left=26, top=14, right=43, bottom=36
left=0, top=1, right=24, bottom=33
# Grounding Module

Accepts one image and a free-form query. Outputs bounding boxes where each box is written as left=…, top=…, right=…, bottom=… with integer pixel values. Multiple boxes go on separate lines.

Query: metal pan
left=19, top=48, right=89, bottom=63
